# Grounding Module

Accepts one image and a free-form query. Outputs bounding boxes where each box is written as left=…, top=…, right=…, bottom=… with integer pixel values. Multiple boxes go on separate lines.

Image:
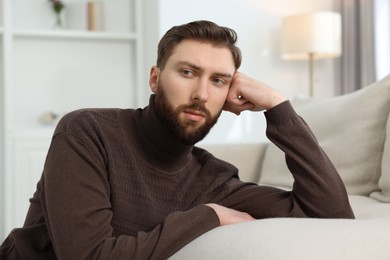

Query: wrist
left=269, top=96, right=287, bottom=109
left=264, top=91, right=287, bottom=110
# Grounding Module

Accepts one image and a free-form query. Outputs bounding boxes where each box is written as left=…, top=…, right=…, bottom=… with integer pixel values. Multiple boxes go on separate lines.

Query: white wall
left=375, top=0, right=390, bottom=80
left=156, top=0, right=337, bottom=144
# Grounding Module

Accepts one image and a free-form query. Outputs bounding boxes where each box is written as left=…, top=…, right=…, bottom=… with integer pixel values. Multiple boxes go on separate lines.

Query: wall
left=156, top=0, right=337, bottom=144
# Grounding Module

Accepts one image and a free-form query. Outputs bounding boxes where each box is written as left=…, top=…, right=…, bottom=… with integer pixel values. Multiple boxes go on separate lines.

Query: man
left=0, top=20, right=354, bottom=259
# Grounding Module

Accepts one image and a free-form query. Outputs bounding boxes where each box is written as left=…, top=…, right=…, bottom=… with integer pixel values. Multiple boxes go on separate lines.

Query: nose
left=191, top=78, right=208, bottom=103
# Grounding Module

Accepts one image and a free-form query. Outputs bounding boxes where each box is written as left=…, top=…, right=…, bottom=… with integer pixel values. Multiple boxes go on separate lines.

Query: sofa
left=171, top=74, right=390, bottom=259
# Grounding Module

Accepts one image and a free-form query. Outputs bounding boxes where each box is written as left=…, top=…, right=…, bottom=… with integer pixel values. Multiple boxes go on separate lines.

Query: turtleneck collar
left=139, top=95, right=194, bottom=171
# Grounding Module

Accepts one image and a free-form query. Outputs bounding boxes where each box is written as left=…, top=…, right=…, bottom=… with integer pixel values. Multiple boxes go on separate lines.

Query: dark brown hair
left=157, top=20, right=242, bottom=70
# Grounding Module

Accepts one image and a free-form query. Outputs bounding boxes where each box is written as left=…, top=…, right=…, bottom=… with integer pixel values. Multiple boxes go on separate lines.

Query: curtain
left=334, top=0, right=376, bottom=94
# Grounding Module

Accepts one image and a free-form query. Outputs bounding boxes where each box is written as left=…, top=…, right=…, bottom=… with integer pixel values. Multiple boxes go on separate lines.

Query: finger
left=224, top=94, right=248, bottom=110
left=230, top=96, right=266, bottom=112
left=238, top=101, right=256, bottom=111
left=223, top=100, right=255, bottom=115
left=227, top=94, right=246, bottom=104
left=250, top=106, right=265, bottom=112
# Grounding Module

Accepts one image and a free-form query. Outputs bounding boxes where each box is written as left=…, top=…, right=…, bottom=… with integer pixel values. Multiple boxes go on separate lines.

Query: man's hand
left=223, top=72, right=287, bottom=115
left=206, top=203, right=255, bottom=226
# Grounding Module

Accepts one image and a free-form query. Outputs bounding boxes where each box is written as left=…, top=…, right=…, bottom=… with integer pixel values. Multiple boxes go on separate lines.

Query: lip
left=183, top=109, right=206, bottom=122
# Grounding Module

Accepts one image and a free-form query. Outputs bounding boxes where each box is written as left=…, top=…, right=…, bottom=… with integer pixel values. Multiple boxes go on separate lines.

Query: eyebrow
left=177, top=61, right=233, bottom=79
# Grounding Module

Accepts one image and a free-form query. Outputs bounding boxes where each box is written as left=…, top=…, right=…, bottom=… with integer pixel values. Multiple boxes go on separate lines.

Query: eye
left=181, top=69, right=195, bottom=77
left=212, top=78, right=226, bottom=87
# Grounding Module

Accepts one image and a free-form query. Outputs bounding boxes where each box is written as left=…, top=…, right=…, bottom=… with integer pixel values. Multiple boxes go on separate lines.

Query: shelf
left=12, top=29, right=138, bottom=42
left=13, top=127, right=56, bottom=140
left=1, top=0, right=148, bottom=240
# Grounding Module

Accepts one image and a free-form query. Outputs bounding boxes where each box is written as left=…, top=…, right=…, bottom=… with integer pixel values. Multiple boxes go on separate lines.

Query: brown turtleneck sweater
left=0, top=96, right=354, bottom=259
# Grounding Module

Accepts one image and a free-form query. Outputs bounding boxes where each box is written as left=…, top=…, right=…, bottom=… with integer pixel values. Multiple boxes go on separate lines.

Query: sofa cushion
left=199, top=143, right=267, bottom=183
left=258, top=74, right=390, bottom=196
left=370, top=113, right=390, bottom=202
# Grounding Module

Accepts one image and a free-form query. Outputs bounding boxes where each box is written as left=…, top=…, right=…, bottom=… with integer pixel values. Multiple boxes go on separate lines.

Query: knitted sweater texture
left=0, top=96, right=354, bottom=259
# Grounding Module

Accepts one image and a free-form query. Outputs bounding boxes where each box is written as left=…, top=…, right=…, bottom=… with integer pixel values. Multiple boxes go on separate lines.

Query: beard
left=154, top=84, right=221, bottom=145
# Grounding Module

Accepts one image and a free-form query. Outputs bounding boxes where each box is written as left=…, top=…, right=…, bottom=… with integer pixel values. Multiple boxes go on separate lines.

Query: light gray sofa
left=171, top=74, right=390, bottom=259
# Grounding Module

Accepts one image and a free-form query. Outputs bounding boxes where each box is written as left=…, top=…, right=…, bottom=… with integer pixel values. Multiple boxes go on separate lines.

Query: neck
left=138, top=95, right=194, bottom=172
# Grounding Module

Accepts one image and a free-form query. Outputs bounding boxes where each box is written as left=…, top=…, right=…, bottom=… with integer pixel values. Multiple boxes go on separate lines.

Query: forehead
left=166, top=39, right=235, bottom=73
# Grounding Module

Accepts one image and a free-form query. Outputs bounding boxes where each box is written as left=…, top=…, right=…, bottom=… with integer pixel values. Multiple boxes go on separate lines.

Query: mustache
left=180, top=102, right=211, bottom=117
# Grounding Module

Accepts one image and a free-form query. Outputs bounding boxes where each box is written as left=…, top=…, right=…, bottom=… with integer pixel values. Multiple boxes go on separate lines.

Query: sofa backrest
left=259, top=74, right=390, bottom=199
left=199, top=143, right=267, bottom=183
left=371, top=112, right=390, bottom=202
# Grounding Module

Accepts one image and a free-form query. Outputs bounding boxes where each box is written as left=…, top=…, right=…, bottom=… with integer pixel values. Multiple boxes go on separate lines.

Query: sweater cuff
left=264, top=100, right=298, bottom=126
left=190, top=204, right=220, bottom=230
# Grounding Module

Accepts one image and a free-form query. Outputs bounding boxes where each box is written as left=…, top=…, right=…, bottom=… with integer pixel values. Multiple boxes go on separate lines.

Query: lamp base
left=308, top=53, right=314, bottom=96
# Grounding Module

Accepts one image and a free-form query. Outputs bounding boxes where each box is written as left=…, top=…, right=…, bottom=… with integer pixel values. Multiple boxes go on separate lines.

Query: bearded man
left=0, top=20, right=354, bottom=260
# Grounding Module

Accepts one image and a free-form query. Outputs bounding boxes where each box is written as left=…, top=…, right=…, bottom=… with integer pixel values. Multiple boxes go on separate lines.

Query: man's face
left=149, top=39, right=235, bottom=145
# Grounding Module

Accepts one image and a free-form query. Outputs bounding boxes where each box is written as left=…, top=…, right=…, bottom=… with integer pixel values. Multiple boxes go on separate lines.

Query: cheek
left=208, top=89, right=229, bottom=113
left=159, top=78, right=191, bottom=107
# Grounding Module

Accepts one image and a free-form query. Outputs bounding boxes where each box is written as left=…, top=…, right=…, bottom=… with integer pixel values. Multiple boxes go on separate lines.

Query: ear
left=149, top=66, right=160, bottom=93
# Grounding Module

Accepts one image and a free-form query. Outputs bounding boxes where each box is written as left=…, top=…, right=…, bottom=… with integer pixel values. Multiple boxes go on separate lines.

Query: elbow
left=334, top=207, right=355, bottom=219
left=320, top=204, right=355, bottom=219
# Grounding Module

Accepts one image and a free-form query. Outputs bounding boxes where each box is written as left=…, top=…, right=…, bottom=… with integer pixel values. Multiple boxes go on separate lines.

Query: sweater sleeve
left=37, top=132, right=219, bottom=260
left=219, top=101, right=354, bottom=219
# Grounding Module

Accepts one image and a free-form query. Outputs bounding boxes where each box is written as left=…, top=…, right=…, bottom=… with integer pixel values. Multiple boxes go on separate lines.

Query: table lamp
left=281, top=11, right=342, bottom=96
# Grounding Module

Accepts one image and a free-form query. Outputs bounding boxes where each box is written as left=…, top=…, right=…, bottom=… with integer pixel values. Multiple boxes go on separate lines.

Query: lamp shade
left=281, top=11, right=342, bottom=60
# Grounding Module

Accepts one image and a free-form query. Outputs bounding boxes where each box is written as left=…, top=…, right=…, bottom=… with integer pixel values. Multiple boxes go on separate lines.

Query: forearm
left=264, top=101, right=354, bottom=218
left=86, top=205, right=218, bottom=260
left=219, top=101, right=354, bottom=219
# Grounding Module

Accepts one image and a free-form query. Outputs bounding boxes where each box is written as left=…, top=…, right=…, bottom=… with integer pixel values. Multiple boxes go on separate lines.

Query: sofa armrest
left=170, top=216, right=390, bottom=260
left=199, top=143, right=268, bottom=183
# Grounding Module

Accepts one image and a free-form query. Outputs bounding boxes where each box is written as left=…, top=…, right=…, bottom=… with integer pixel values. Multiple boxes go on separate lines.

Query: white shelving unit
left=13, top=29, right=138, bottom=40
left=0, top=0, right=158, bottom=240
